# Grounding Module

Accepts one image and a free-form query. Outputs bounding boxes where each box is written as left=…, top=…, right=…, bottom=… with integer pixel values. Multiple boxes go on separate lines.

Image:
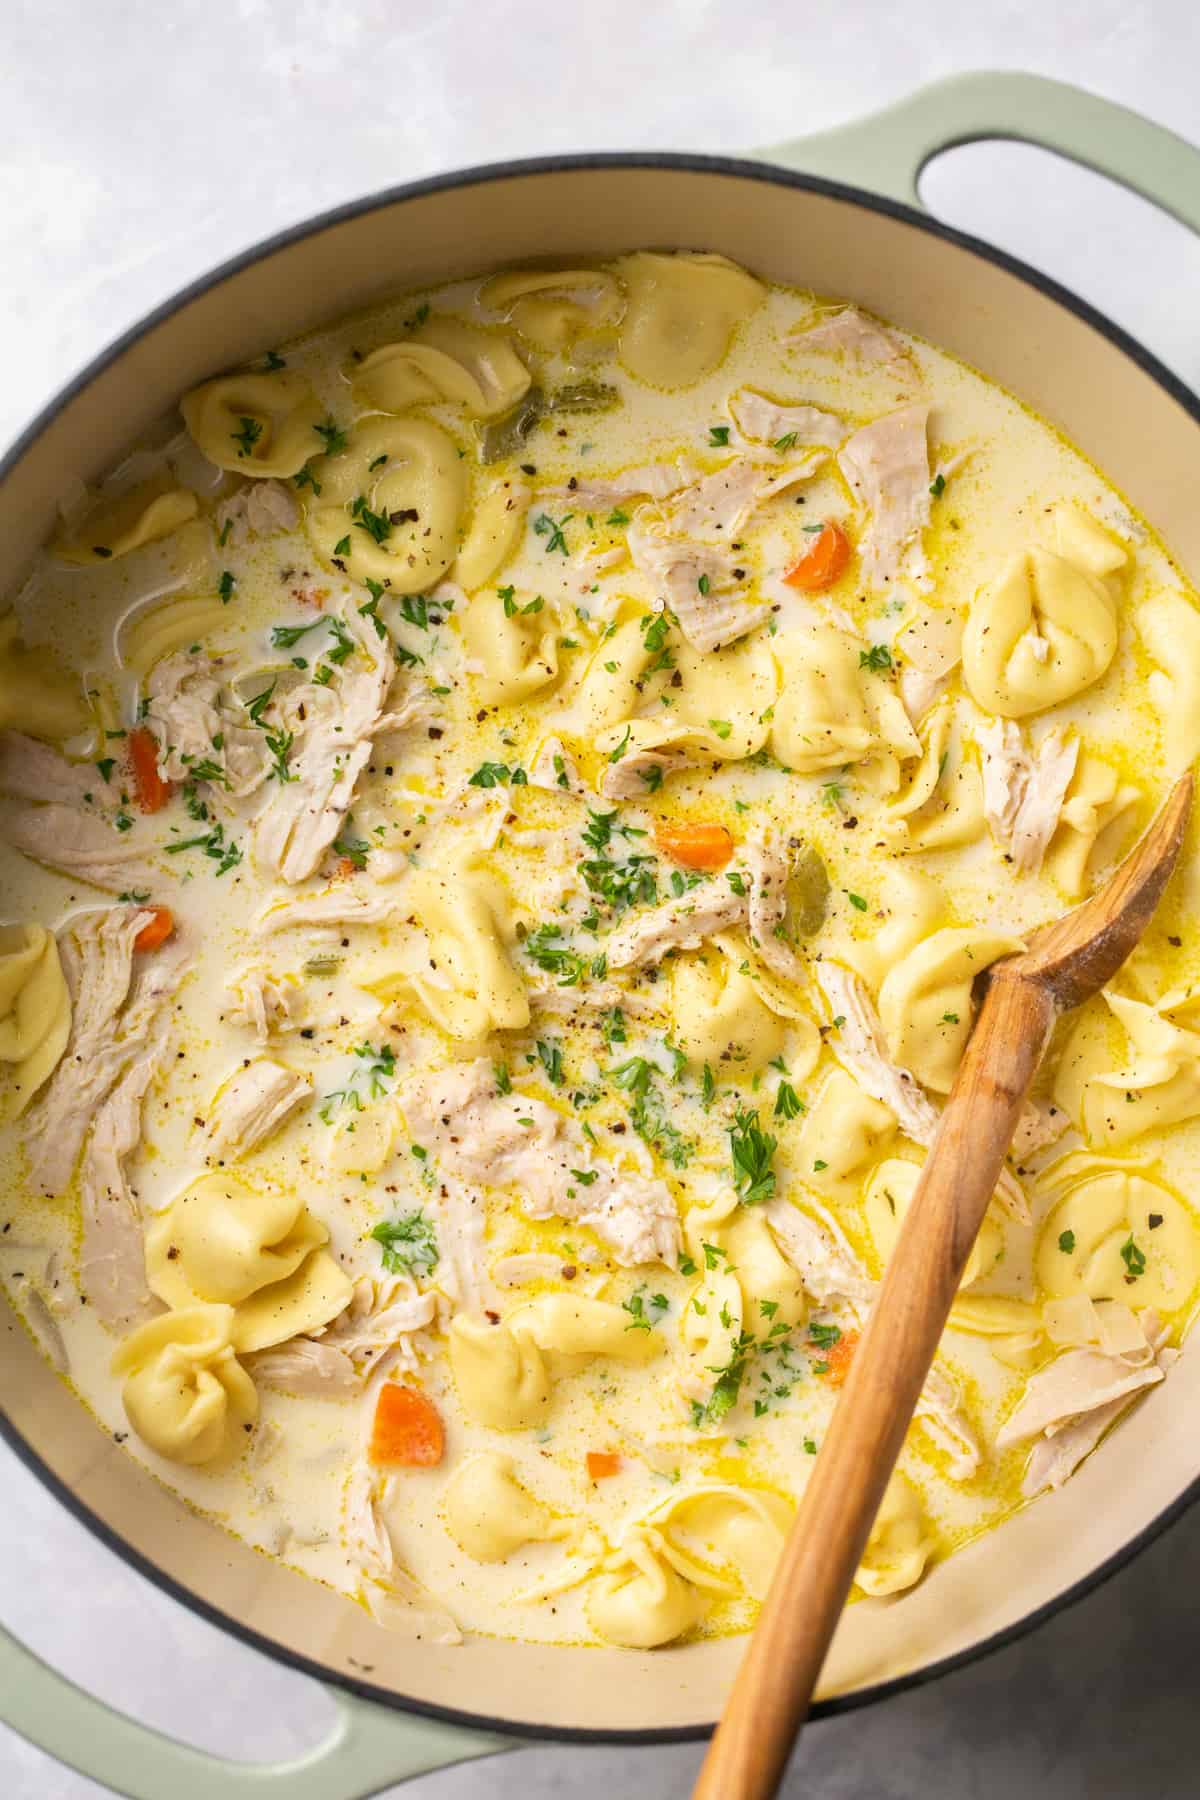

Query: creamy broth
left=2, top=253, right=1198, bottom=1651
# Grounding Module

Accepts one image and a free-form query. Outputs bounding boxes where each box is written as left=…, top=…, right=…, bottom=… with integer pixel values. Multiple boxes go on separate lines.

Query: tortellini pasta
left=865, top=1158, right=1004, bottom=1289
left=0, top=615, right=89, bottom=741
left=1037, top=1169, right=1197, bottom=1313
left=594, top=630, right=776, bottom=770
left=383, top=851, right=528, bottom=1041
left=0, top=923, right=71, bottom=1118
left=1045, top=751, right=1140, bottom=898
left=181, top=370, right=324, bottom=478
left=878, top=927, right=1024, bottom=1093
left=443, top=1453, right=563, bottom=1561
left=449, top=1295, right=661, bottom=1431
left=355, top=318, right=530, bottom=419
left=616, top=252, right=764, bottom=389
left=658, top=1484, right=794, bottom=1602
left=855, top=1473, right=931, bottom=1597
left=840, top=866, right=944, bottom=991
left=111, top=1304, right=258, bottom=1467
left=453, top=476, right=531, bottom=592
left=885, top=700, right=985, bottom=852
left=307, top=416, right=467, bottom=591
left=722, top=1207, right=808, bottom=1330
left=53, top=472, right=199, bottom=565
left=587, top=1527, right=711, bottom=1648
left=480, top=267, right=625, bottom=351
left=461, top=583, right=558, bottom=705
left=1055, top=992, right=1200, bottom=1149
left=770, top=627, right=919, bottom=775
left=144, top=1172, right=352, bottom=1352
left=796, top=1069, right=896, bottom=1187
left=670, top=937, right=787, bottom=1075
left=962, top=503, right=1126, bottom=717
left=1140, top=592, right=1200, bottom=769
left=117, top=595, right=233, bottom=678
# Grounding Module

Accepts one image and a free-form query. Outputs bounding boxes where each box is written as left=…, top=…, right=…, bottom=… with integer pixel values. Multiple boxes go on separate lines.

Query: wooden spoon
left=694, top=770, right=1193, bottom=1800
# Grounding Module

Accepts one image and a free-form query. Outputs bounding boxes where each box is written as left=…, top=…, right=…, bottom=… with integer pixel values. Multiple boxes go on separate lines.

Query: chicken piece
left=744, top=839, right=805, bottom=983
left=0, top=731, right=115, bottom=811
left=661, top=458, right=767, bottom=541
left=763, top=1197, right=876, bottom=1311
left=79, top=1025, right=169, bottom=1329
left=251, top=1275, right=437, bottom=1394
left=977, top=718, right=1079, bottom=874
left=215, top=480, right=300, bottom=546
left=256, top=887, right=405, bottom=933
left=26, top=910, right=176, bottom=1194
left=0, top=801, right=158, bottom=894
left=793, top=307, right=913, bottom=369
left=225, top=968, right=299, bottom=1041
left=561, top=457, right=703, bottom=505
left=998, top=1309, right=1169, bottom=1462
left=144, top=654, right=267, bottom=797
left=1010, top=1096, right=1069, bottom=1160
left=915, top=1365, right=981, bottom=1480
left=604, top=884, right=747, bottom=971
left=816, top=963, right=941, bottom=1145
left=729, top=389, right=844, bottom=450
left=599, top=746, right=699, bottom=801
left=528, top=735, right=587, bottom=795
left=404, top=1059, right=680, bottom=1266
left=627, top=514, right=768, bottom=654
left=838, top=405, right=932, bottom=593
left=206, top=1058, right=311, bottom=1156
left=254, top=608, right=399, bottom=883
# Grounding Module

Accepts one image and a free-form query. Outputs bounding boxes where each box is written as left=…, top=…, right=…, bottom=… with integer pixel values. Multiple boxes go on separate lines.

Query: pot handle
left=0, top=1622, right=509, bottom=1798
left=759, top=69, right=1200, bottom=230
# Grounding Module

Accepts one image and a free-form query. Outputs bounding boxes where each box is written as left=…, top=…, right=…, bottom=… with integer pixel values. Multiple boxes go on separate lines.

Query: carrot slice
left=655, top=823, right=735, bottom=871
left=586, top=1450, right=622, bottom=1480
left=127, top=726, right=172, bottom=813
left=133, top=906, right=174, bottom=952
left=368, top=1384, right=445, bottom=1468
left=783, top=522, right=851, bottom=592
left=820, top=1329, right=860, bottom=1388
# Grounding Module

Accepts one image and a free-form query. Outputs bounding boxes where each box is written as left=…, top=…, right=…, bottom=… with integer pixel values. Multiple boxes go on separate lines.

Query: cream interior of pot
left=2, top=164, right=1199, bottom=1733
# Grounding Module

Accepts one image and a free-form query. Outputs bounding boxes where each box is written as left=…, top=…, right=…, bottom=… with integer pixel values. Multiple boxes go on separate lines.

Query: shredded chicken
left=660, top=457, right=766, bottom=541
left=977, top=719, right=1079, bottom=873
left=216, top=480, right=300, bottom=545
left=816, top=963, right=941, bottom=1144
left=144, top=654, right=268, bottom=797
left=1000, top=1310, right=1174, bottom=1497
left=560, top=457, right=703, bottom=505
left=763, top=1197, right=876, bottom=1311
left=0, top=802, right=158, bottom=894
left=794, top=307, right=913, bottom=369
left=744, top=839, right=804, bottom=983
left=599, top=746, right=699, bottom=801
left=838, top=405, right=932, bottom=592
left=627, top=513, right=768, bottom=654
left=225, top=969, right=299, bottom=1041
left=79, top=1025, right=169, bottom=1328
left=528, top=735, right=587, bottom=794
left=915, top=1365, right=981, bottom=1480
left=1010, top=1097, right=1069, bottom=1160
left=26, top=910, right=177, bottom=1195
left=256, top=886, right=406, bottom=934
left=404, top=1059, right=680, bottom=1266
left=0, top=731, right=115, bottom=811
left=251, top=1274, right=436, bottom=1394
left=206, top=1058, right=311, bottom=1156
left=729, top=389, right=844, bottom=450
left=253, top=607, right=400, bottom=883
left=604, top=885, right=747, bottom=971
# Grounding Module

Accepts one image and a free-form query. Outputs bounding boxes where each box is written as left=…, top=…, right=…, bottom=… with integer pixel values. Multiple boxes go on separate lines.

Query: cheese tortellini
left=586, top=1527, right=711, bottom=1648
left=0, top=924, right=71, bottom=1118
left=616, top=252, right=764, bottom=389
left=670, top=937, right=787, bottom=1075
left=111, top=1304, right=258, bottom=1467
left=386, top=851, right=528, bottom=1041
left=145, top=1173, right=352, bottom=1352
left=453, top=476, right=531, bottom=592
left=118, top=595, right=233, bottom=678
left=355, top=318, right=530, bottom=419
left=797, top=1069, right=896, bottom=1187
left=1037, top=1169, right=1197, bottom=1313
left=0, top=616, right=89, bottom=741
left=1046, top=751, right=1140, bottom=898
left=308, top=416, right=467, bottom=591
left=443, top=1452, right=564, bottom=1560
left=181, top=369, right=324, bottom=477
left=856, top=1473, right=932, bottom=1597
left=1055, top=992, right=1200, bottom=1149
left=449, top=1296, right=662, bottom=1431
left=480, top=267, right=625, bottom=351
left=461, top=582, right=558, bottom=705
left=1140, top=592, right=1200, bottom=770
left=878, top=927, right=1024, bottom=1093
left=591, top=629, right=776, bottom=771
left=770, top=627, right=919, bottom=775
left=865, top=1158, right=1004, bottom=1289
left=962, top=504, right=1126, bottom=717
left=885, top=700, right=985, bottom=852
left=53, top=472, right=198, bottom=565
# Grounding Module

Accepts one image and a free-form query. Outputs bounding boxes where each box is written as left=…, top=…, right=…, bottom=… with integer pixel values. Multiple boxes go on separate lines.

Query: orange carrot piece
left=655, top=822, right=735, bottom=871
left=128, top=726, right=172, bottom=813
left=133, top=906, right=175, bottom=953
left=783, top=521, right=852, bottom=592
left=820, top=1329, right=860, bottom=1388
left=586, top=1450, right=622, bottom=1480
left=368, top=1384, right=445, bottom=1468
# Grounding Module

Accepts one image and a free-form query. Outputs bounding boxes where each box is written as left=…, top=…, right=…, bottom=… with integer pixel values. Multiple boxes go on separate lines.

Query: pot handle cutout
left=0, top=1622, right=509, bottom=1798
left=760, top=69, right=1200, bottom=230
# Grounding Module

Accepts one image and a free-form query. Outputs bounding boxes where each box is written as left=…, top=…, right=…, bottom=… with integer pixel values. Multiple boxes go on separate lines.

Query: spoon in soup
left=694, top=770, right=1193, bottom=1800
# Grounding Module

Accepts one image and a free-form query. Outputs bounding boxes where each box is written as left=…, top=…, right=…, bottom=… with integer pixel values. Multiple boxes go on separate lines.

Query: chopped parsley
left=1121, top=1236, right=1146, bottom=1280
left=468, top=760, right=527, bottom=788
left=847, top=891, right=868, bottom=912
left=622, top=1288, right=670, bottom=1332
left=729, top=1106, right=777, bottom=1206
left=1058, top=1229, right=1076, bottom=1254
left=533, top=511, right=572, bottom=554
left=217, top=569, right=235, bottom=603
left=858, top=644, right=892, bottom=672
left=165, top=822, right=242, bottom=876
left=371, top=1209, right=438, bottom=1276
left=231, top=416, right=263, bottom=458
left=536, top=1038, right=565, bottom=1087
left=314, top=420, right=348, bottom=456
left=610, top=1056, right=692, bottom=1169
left=930, top=471, right=947, bottom=497
left=708, top=425, right=731, bottom=446
left=774, top=1081, right=803, bottom=1121
left=350, top=494, right=392, bottom=544
left=270, top=618, right=322, bottom=649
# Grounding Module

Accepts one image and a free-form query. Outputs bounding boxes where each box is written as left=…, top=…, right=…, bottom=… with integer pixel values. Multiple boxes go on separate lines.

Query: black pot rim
left=3, top=143, right=1199, bottom=1750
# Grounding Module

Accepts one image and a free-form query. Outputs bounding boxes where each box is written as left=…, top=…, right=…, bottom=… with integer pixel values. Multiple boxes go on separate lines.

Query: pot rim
left=3, top=145, right=1199, bottom=1744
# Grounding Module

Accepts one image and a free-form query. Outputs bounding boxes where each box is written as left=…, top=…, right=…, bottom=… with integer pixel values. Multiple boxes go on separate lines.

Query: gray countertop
left=3, top=2, right=1200, bottom=1792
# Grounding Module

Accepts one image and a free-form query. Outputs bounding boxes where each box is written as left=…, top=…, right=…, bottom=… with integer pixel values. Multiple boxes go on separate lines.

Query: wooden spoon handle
left=693, top=971, right=1057, bottom=1800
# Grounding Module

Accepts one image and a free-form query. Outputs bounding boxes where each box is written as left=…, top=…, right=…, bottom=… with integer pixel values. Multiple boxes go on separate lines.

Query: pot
left=2, top=68, right=1200, bottom=1800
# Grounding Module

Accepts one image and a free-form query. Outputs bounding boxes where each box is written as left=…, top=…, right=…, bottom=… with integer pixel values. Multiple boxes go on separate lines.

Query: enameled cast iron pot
left=3, top=69, right=1200, bottom=1800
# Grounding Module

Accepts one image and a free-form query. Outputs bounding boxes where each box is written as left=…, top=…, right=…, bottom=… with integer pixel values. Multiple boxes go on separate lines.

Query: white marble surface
left=3, top=1, right=1200, bottom=1793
